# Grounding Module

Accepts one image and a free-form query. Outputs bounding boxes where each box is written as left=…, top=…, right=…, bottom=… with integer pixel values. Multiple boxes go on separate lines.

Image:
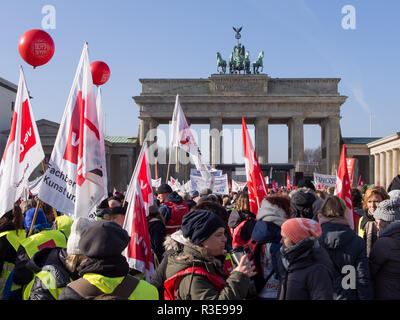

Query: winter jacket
left=159, top=192, right=189, bottom=234
left=277, top=238, right=335, bottom=300
left=164, top=243, right=249, bottom=300
left=24, top=247, right=75, bottom=300
left=369, top=222, right=400, bottom=299
left=251, top=221, right=282, bottom=299
left=228, top=210, right=256, bottom=247
left=387, top=175, right=400, bottom=193
left=318, top=217, right=373, bottom=300
left=148, top=218, right=166, bottom=266
left=289, top=188, right=319, bottom=219
left=358, top=210, right=378, bottom=257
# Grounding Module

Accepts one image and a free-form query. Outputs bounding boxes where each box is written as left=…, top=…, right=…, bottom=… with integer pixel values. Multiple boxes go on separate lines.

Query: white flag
left=0, top=66, right=44, bottom=217
left=169, top=94, right=211, bottom=184
left=96, top=87, right=108, bottom=198
left=38, top=43, right=107, bottom=218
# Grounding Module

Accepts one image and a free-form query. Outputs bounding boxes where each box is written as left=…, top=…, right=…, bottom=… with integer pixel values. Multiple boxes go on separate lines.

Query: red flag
left=242, top=117, right=267, bottom=214
left=0, top=66, right=44, bottom=217
left=123, top=179, right=154, bottom=281
left=286, top=172, right=293, bottom=190
left=335, top=145, right=357, bottom=231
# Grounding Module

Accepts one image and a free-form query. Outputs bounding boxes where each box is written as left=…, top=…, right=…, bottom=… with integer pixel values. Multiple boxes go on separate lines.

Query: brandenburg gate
left=133, top=74, right=347, bottom=181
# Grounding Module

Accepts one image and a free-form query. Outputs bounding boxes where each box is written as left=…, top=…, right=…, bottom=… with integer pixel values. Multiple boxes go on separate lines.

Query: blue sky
left=1, top=0, right=399, bottom=163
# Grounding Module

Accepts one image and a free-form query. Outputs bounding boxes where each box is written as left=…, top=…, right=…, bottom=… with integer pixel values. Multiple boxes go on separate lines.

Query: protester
left=358, top=186, right=389, bottom=256
left=352, top=187, right=365, bottom=218
left=52, top=210, right=74, bottom=238
left=101, top=206, right=126, bottom=227
left=147, top=204, right=166, bottom=267
left=183, top=191, right=197, bottom=210
left=157, top=184, right=189, bottom=235
left=164, top=209, right=256, bottom=300
left=250, top=195, right=291, bottom=299
left=228, top=192, right=257, bottom=248
left=108, top=196, right=122, bottom=209
left=23, top=217, right=93, bottom=300
left=289, top=187, right=319, bottom=219
left=13, top=208, right=67, bottom=290
left=318, top=196, right=373, bottom=300
left=369, top=199, right=400, bottom=299
left=19, top=199, right=36, bottom=216
left=59, top=220, right=158, bottom=300
left=277, top=218, right=335, bottom=300
left=387, top=174, right=400, bottom=193
left=0, top=203, right=26, bottom=300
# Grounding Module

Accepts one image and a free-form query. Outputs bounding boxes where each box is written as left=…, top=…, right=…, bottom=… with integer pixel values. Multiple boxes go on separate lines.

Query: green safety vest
left=23, top=269, right=71, bottom=300
left=20, top=230, right=67, bottom=259
left=0, top=230, right=26, bottom=297
left=83, top=273, right=159, bottom=300
left=54, top=214, right=74, bottom=238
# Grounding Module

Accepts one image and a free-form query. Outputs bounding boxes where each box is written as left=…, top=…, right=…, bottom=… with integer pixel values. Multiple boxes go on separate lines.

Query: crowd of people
left=1, top=175, right=400, bottom=300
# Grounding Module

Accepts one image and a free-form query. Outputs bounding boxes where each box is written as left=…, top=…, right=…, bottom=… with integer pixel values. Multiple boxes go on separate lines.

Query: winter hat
left=181, top=209, right=225, bottom=245
left=78, top=220, right=130, bottom=258
left=257, top=199, right=287, bottom=226
left=388, top=190, right=400, bottom=206
left=156, top=184, right=172, bottom=194
left=281, top=218, right=322, bottom=244
left=67, top=217, right=93, bottom=255
left=297, top=178, right=316, bottom=191
left=373, top=199, right=400, bottom=222
left=110, top=206, right=126, bottom=216
left=24, top=208, right=49, bottom=231
left=290, top=190, right=316, bottom=219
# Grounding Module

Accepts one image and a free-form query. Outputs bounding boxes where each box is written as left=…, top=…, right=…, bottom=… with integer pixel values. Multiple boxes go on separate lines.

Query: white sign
left=313, top=172, right=337, bottom=188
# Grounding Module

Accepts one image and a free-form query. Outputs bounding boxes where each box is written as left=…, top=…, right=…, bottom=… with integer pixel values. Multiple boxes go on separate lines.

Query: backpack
left=67, top=275, right=139, bottom=300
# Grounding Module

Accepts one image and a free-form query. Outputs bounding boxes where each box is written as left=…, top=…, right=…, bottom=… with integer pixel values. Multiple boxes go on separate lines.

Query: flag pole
left=28, top=160, right=52, bottom=237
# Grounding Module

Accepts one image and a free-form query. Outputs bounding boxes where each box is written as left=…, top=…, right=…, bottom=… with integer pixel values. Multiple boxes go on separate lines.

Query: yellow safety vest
left=83, top=273, right=159, bottom=300
left=20, top=230, right=67, bottom=259
left=358, top=217, right=364, bottom=239
left=0, top=230, right=26, bottom=297
left=54, top=214, right=74, bottom=238
left=24, top=269, right=71, bottom=300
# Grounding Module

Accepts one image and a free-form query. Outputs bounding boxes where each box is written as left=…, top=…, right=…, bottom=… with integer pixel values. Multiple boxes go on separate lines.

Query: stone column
left=139, top=118, right=150, bottom=146
left=288, top=117, right=304, bottom=172
left=386, top=150, right=393, bottom=190
left=369, top=155, right=374, bottom=185
left=393, top=148, right=399, bottom=180
left=374, top=153, right=380, bottom=186
left=210, top=117, right=222, bottom=167
left=255, top=117, right=268, bottom=164
left=327, top=117, right=341, bottom=175
left=380, top=152, right=386, bottom=188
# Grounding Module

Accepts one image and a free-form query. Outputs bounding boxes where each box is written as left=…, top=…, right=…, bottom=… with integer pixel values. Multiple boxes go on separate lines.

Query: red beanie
left=281, top=218, right=322, bottom=244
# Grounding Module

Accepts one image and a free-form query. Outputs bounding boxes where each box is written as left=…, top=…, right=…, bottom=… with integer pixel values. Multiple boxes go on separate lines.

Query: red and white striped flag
left=335, top=144, right=357, bottom=231
left=242, top=117, right=267, bottom=214
left=38, top=43, right=107, bottom=218
left=0, top=66, right=44, bottom=217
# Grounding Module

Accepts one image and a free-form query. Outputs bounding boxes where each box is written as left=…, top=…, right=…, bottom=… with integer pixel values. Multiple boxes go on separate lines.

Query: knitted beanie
left=67, top=217, right=93, bottom=255
left=281, top=218, right=322, bottom=244
left=181, top=209, right=225, bottom=245
left=374, top=199, right=400, bottom=222
left=79, top=220, right=130, bottom=258
left=388, top=190, right=400, bottom=206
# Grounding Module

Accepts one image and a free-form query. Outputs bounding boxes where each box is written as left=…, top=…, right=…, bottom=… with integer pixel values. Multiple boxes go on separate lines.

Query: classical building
left=0, top=77, right=17, bottom=156
left=367, top=133, right=400, bottom=190
left=133, top=74, right=347, bottom=182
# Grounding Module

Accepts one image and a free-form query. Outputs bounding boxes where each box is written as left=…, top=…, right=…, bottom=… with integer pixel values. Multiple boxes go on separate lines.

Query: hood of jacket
left=251, top=220, right=282, bottom=244
left=257, top=200, right=287, bottom=226
left=379, top=221, right=400, bottom=241
left=227, top=209, right=254, bottom=228
left=164, top=191, right=184, bottom=204
left=26, top=247, right=68, bottom=273
left=319, top=221, right=356, bottom=250
left=165, top=243, right=224, bottom=280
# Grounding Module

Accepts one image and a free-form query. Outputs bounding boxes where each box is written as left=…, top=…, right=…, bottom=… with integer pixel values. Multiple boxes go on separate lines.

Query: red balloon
left=91, top=61, right=111, bottom=86
left=18, top=29, right=55, bottom=68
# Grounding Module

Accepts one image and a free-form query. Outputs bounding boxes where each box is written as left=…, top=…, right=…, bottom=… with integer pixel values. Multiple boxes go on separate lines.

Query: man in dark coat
left=387, top=175, right=400, bottom=193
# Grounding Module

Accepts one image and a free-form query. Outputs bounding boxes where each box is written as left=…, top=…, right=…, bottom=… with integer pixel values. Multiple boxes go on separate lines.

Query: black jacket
left=387, top=175, right=400, bottom=193
left=148, top=219, right=166, bottom=266
left=25, top=247, right=74, bottom=300
left=277, top=239, right=335, bottom=300
left=319, top=221, right=373, bottom=300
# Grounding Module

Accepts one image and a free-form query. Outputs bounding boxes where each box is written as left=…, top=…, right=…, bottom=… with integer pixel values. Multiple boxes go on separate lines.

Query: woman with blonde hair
left=318, top=196, right=373, bottom=300
left=358, top=186, right=389, bottom=256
